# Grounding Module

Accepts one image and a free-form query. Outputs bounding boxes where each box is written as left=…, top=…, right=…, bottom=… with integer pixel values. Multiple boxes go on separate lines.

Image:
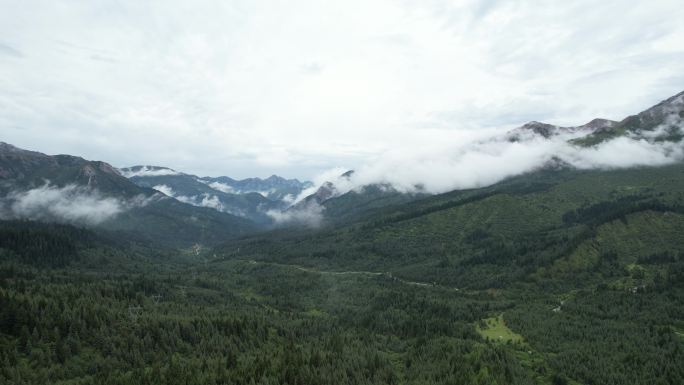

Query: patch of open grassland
left=476, top=313, right=525, bottom=343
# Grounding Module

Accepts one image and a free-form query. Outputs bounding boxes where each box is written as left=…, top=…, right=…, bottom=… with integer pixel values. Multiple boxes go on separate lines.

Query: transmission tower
left=128, top=306, right=143, bottom=322
left=151, top=294, right=163, bottom=305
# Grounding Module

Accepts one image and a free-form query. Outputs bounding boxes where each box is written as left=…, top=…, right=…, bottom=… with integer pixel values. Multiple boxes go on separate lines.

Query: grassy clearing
left=476, top=313, right=525, bottom=343
left=675, top=327, right=684, bottom=339
left=304, top=308, right=327, bottom=317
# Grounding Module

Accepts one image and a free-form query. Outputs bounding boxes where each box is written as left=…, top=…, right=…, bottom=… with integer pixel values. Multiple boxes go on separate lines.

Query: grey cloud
left=300, top=61, right=324, bottom=74
left=0, top=43, right=22, bottom=58
left=90, top=54, right=117, bottom=63
left=469, top=0, right=502, bottom=21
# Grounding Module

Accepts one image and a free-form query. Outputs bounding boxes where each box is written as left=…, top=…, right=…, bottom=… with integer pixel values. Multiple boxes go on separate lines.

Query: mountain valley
left=1, top=90, right=684, bottom=385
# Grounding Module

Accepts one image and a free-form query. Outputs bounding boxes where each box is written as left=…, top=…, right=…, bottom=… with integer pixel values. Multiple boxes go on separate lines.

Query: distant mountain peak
left=518, top=121, right=559, bottom=138
left=577, top=118, right=618, bottom=131
left=572, top=89, right=684, bottom=146
left=290, top=170, right=356, bottom=210
left=0, top=142, right=48, bottom=157
left=119, top=166, right=312, bottom=222
left=0, top=142, right=25, bottom=153
left=509, top=117, right=619, bottom=141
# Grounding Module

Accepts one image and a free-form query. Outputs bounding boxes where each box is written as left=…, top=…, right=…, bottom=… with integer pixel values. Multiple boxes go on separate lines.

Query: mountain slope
left=507, top=118, right=618, bottom=140
left=0, top=142, right=140, bottom=197
left=0, top=143, right=257, bottom=247
left=100, top=197, right=258, bottom=247
left=503, top=90, right=684, bottom=146
left=572, top=90, right=684, bottom=146
left=319, top=184, right=427, bottom=224
left=216, top=163, right=684, bottom=288
left=282, top=90, right=683, bottom=227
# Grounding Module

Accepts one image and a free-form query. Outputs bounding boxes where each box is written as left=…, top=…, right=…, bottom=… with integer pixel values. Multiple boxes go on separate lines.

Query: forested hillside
left=219, top=164, right=684, bottom=289
left=2, top=163, right=683, bottom=384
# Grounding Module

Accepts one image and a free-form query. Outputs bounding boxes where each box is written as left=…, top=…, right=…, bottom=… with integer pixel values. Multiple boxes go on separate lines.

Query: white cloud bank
left=266, top=201, right=325, bottom=228
left=298, top=128, right=684, bottom=202
left=206, top=182, right=234, bottom=194
left=0, top=183, right=154, bottom=225
left=119, top=166, right=180, bottom=178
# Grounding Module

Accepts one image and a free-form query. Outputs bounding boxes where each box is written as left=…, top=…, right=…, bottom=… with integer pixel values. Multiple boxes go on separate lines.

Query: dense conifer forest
left=2, top=165, right=684, bottom=384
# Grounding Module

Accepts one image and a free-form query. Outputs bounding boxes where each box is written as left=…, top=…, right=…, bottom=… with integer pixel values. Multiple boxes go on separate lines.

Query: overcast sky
left=1, top=0, right=683, bottom=180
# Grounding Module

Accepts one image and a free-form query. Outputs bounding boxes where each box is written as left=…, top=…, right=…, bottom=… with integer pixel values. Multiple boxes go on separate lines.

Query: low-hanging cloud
left=0, top=183, right=154, bottom=225
left=119, top=166, right=180, bottom=178
left=299, top=124, right=684, bottom=201
left=206, top=181, right=234, bottom=193
left=266, top=201, right=325, bottom=228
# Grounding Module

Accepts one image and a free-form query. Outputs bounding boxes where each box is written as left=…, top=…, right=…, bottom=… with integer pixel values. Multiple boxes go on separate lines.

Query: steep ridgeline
left=283, top=90, right=684, bottom=226
left=506, top=118, right=618, bottom=141
left=504, top=91, right=684, bottom=145
left=0, top=143, right=256, bottom=247
left=200, top=174, right=311, bottom=202
left=0, top=142, right=140, bottom=196
left=572, top=90, right=684, bottom=145
left=120, top=166, right=311, bottom=224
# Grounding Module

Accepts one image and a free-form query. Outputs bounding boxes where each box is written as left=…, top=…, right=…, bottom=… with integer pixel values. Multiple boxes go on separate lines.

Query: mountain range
left=2, top=89, right=684, bottom=385
left=281, top=89, right=684, bottom=223
left=0, top=143, right=256, bottom=247
left=1, top=89, right=682, bottom=248
left=119, top=165, right=311, bottom=224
